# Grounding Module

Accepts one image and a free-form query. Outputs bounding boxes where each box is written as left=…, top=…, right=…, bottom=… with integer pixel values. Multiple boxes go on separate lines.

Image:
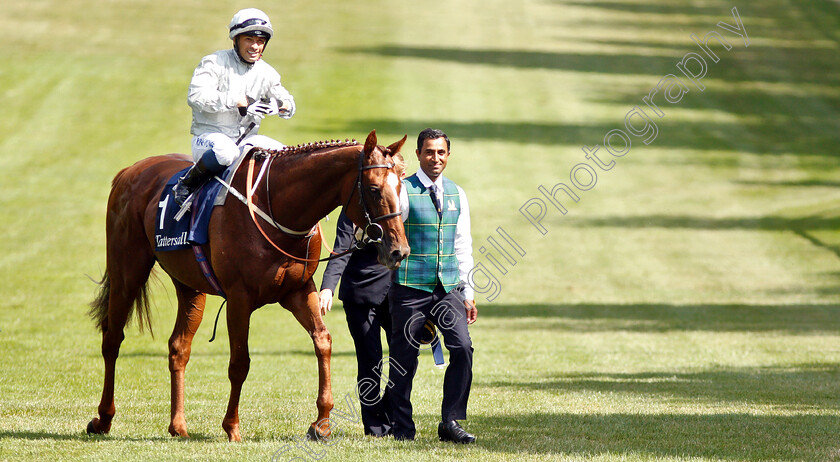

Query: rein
left=215, top=162, right=314, bottom=237
left=244, top=149, right=398, bottom=263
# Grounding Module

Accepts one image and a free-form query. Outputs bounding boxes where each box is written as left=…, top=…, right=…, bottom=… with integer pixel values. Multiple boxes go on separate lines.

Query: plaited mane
left=252, top=139, right=360, bottom=158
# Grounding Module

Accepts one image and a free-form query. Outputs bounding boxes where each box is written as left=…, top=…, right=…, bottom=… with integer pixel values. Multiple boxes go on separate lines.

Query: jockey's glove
left=246, top=99, right=279, bottom=120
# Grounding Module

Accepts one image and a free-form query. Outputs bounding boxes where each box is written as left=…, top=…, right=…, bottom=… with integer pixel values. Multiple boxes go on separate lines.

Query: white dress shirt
left=399, top=169, right=474, bottom=300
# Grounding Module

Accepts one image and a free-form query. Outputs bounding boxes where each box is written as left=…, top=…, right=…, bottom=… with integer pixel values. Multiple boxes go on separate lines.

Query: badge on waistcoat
left=447, top=199, right=457, bottom=211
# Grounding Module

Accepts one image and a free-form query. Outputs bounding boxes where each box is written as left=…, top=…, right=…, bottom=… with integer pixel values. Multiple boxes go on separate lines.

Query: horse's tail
left=88, top=270, right=112, bottom=332
left=88, top=269, right=155, bottom=336
left=88, top=161, right=163, bottom=335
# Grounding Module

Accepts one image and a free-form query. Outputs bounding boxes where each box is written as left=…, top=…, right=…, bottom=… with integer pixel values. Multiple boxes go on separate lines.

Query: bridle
left=244, top=147, right=401, bottom=263
left=343, top=148, right=402, bottom=248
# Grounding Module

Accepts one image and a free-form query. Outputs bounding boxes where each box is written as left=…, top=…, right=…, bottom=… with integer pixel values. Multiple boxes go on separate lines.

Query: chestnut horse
left=86, top=130, right=409, bottom=441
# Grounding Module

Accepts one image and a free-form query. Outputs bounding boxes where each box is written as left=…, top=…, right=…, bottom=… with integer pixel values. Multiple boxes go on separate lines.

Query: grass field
left=2, top=0, right=840, bottom=460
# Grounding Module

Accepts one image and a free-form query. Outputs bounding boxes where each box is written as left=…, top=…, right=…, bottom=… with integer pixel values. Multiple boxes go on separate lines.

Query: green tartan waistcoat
left=397, top=174, right=461, bottom=292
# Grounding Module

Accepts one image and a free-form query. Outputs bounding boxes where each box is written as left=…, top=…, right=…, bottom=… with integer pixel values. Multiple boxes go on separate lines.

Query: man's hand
left=276, top=98, right=295, bottom=119
left=246, top=98, right=279, bottom=119
left=318, top=289, right=334, bottom=316
left=465, top=299, right=477, bottom=325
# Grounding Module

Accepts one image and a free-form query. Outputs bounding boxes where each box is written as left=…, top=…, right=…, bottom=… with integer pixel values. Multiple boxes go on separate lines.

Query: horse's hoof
left=86, top=418, right=108, bottom=435
left=168, top=423, right=190, bottom=438
left=306, top=422, right=331, bottom=441
left=223, top=423, right=241, bottom=442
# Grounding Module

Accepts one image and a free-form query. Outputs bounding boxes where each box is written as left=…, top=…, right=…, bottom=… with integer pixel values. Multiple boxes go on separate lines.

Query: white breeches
left=191, top=133, right=286, bottom=168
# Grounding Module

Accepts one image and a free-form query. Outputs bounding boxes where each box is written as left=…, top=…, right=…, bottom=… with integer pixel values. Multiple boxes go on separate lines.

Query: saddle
left=154, top=165, right=233, bottom=252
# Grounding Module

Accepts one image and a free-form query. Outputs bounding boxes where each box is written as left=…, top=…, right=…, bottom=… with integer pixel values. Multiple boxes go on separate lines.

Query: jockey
left=173, top=8, right=296, bottom=206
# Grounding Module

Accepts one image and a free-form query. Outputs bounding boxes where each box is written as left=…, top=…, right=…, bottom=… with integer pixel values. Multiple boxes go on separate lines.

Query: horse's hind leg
left=168, top=279, right=206, bottom=437
left=87, top=248, right=155, bottom=435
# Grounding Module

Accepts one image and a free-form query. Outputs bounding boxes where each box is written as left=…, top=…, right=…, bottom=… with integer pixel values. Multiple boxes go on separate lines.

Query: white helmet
left=228, top=8, right=273, bottom=40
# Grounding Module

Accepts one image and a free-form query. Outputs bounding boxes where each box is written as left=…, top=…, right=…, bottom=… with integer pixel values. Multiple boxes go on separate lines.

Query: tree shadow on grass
left=595, top=86, right=840, bottom=122
left=341, top=45, right=840, bottom=86
left=586, top=83, right=840, bottom=156
left=562, top=214, right=840, bottom=232
left=558, top=0, right=840, bottom=44
left=324, top=118, right=840, bottom=158
left=467, top=411, right=840, bottom=460
left=0, top=429, right=214, bottom=442
left=557, top=0, right=767, bottom=18
left=479, top=303, right=840, bottom=334
left=736, top=179, right=840, bottom=188
left=0, top=430, right=91, bottom=441
left=483, top=363, right=840, bottom=410
left=117, top=349, right=357, bottom=358
left=560, top=214, right=840, bottom=264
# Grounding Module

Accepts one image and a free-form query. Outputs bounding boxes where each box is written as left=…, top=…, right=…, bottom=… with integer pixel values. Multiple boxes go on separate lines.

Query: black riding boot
left=172, top=158, right=213, bottom=206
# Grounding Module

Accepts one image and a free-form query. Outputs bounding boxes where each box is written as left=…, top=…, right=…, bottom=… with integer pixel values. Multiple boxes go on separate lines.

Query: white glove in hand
left=318, top=289, right=333, bottom=315
left=246, top=99, right=279, bottom=120
left=277, top=98, right=295, bottom=119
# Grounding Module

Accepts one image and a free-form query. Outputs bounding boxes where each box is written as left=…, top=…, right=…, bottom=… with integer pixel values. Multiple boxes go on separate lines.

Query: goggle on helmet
left=228, top=8, right=274, bottom=40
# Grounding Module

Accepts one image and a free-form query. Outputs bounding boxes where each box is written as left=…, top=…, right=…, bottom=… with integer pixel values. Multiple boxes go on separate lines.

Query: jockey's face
left=416, top=137, right=449, bottom=181
left=236, top=35, right=266, bottom=63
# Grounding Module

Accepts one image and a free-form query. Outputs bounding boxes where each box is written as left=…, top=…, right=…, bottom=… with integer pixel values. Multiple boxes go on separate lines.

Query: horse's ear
left=364, top=130, right=377, bottom=155
left=385, top=135, right=408, bottom=156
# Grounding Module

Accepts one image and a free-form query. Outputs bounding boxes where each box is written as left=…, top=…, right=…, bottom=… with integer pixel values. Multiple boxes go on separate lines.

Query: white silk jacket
left=188, top=48, right=296, bottom=138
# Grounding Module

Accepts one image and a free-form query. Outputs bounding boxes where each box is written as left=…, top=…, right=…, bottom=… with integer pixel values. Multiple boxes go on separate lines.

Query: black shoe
left=438, top=420, right=475, bottom=444
left=172, top=159, right=212, bottom=206
left=171, top=181, right=193, bottom=207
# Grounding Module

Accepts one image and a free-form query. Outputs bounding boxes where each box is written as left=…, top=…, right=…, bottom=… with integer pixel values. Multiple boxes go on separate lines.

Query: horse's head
left=345, top=130, right=410, bottom=269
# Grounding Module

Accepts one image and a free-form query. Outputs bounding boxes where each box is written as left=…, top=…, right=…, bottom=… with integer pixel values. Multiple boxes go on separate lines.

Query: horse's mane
left=253, top=139, right=360, bottom=158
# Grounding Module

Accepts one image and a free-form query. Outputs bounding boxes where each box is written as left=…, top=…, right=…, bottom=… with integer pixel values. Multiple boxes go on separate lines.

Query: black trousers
left=388, top=283, right=474, bottom=440
left=344, top=299, right=392, bottom=436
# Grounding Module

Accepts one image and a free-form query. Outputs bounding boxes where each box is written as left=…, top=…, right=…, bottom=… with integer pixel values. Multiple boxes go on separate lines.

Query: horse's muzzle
left=380, top=244, right=409, bottom=270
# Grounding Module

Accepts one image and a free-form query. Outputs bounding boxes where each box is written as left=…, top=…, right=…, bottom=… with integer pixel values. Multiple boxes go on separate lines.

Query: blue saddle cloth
left=154, top=166, right=231, bottom=251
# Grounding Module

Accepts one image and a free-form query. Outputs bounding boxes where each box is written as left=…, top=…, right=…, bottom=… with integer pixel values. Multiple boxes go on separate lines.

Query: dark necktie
left=429, top=186, right=442, bottom=218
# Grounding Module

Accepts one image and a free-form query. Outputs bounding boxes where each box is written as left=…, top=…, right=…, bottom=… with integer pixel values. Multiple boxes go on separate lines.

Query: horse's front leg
left=284, top=279, right=334, bottom=439
left=221, top=292, right=254, bottom=442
